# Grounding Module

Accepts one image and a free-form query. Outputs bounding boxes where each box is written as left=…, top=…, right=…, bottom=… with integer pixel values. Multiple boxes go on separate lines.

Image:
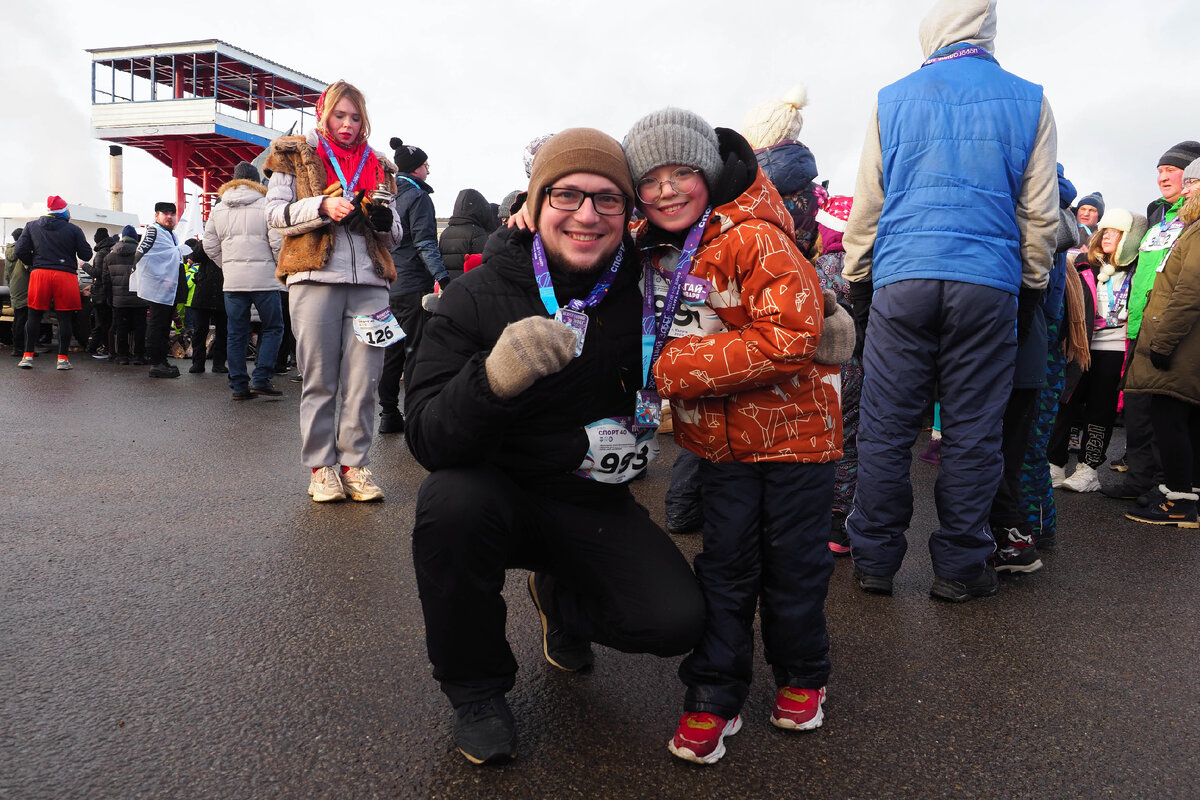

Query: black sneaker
left=250, top=382, right=283, bottom=396
left=1125, top=490, right=1199, bottom=528
left=992, top=527, right=1043, bottom=574
left=853, top=566, right=894, bottom=596
left=232, top=389, right=254, bottom=401
left=1110, top=457, right=1128, bottom=472
left=212, top=364, right=228, bottom=374
left=188, top=364, right=205, bottom=374
left=149, top=362, right=180, bottom=379
left=829, top=523, right=851, bottom=557
left=930, top=565, right=999, bottom=602
left=527, top=572, right=594, bottom=672
left=1101, top=479, right=1149, bottom=500
left=453, top=696, right=517, bottom=765
left=665, top=515, right=703, bottom=536
left=289, top=373, right=303, bottom=383
left=378, top=411, right=404, bottom=434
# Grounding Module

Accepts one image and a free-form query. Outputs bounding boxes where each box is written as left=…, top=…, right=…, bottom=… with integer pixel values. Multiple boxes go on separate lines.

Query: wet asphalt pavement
left=2, top=354, right=1199, bottom=799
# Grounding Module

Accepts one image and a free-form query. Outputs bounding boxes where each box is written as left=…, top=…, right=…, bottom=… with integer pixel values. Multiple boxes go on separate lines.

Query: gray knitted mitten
left=814, top=288, right=856, bottom=365
left=485, top=316, right=578, bottom=398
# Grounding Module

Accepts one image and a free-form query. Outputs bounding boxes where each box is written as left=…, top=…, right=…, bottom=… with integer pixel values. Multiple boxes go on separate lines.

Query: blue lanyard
left=316, top=133, right=371, bottom=195
left=922, top=45, right=988, bottom=67
left=1102, top=271, right=1132, bottom=328
left=530, top=236, right=626, bottom=315
left=641, top=207, right=713, bottom=388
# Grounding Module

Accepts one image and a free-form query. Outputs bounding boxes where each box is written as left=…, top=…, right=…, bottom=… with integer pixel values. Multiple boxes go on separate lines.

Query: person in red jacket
left=14, top=195, right=92, bottom=370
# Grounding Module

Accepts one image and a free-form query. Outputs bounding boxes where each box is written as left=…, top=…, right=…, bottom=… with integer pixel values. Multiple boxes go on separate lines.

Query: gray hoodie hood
left=919, top=0, right=997, bottom=59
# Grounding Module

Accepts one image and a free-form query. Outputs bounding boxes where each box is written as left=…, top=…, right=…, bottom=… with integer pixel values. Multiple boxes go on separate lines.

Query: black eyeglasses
left=636, top=167, right=702, bottom=204
left=544, top=187, right=629, bottom=216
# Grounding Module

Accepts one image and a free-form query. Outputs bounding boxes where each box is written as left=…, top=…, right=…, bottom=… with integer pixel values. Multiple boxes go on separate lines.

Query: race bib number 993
left=575, top=417, right=659, bottom=484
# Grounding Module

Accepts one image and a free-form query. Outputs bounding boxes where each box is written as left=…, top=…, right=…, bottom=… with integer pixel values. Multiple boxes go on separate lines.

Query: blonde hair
left=1085, top=228, right=1111, bottom=267
left=318, top=80, right=371, bottom=146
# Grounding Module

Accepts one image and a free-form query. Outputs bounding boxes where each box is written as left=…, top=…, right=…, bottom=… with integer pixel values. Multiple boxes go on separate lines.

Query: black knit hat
left=390, top=137, right=428, bottom=174
left=1158, top=141, right=1200, bottom=170
left=93, top=227, right=110, bottom=244
left=154, top=202, right=176, bottom=215
left=233, top=160, right=260, bottom=183
left=12, top=227, right=22, bottom=241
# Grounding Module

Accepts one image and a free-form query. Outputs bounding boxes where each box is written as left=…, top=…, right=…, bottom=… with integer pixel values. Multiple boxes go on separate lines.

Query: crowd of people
left=4, top=0, right=1200, bottom=771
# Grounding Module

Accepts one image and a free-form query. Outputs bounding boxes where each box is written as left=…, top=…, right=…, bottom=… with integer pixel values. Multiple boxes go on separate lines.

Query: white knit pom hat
left=741, top=85, right=808, bottom=150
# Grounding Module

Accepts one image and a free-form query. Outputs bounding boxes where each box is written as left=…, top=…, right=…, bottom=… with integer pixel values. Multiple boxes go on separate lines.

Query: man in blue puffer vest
left=841, top=0, right=1059, bottom=602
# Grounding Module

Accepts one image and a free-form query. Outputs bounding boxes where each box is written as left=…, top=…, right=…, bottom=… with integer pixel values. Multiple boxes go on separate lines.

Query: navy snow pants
left=680, top=460, right=835, bottom=719
left=848, top=279, right=1015, bottom=581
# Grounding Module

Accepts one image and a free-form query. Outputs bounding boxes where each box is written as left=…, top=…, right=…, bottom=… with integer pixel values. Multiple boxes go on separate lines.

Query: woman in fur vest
left=264, top=80, right=403, bottom=503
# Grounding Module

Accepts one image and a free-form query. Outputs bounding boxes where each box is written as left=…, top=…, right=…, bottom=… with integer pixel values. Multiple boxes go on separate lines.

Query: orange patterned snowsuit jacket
left=640, top=168, right=843, bottom=464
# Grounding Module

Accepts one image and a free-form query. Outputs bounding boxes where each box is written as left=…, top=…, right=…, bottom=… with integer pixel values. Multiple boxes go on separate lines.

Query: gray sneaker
left=56, top=358, right=72, bottom=371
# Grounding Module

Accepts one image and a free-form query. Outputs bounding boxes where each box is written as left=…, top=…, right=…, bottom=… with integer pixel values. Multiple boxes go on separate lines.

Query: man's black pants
left=412, top=465, right=705, bottom=707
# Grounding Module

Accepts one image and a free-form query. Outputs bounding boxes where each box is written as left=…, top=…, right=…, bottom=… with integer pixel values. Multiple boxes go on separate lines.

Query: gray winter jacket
left=203, top=180, right=283, bottom=292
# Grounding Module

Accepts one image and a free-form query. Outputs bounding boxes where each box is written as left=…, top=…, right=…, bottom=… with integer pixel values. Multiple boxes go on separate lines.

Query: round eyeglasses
left=636, top=167, right=702, bottom=204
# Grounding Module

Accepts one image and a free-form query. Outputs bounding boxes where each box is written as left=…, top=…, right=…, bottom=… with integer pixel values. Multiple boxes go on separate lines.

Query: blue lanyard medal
left=635, top=207, right=713, bottom=429
left=316, top=133, right=372, bottom=200
left=530, top=235, right=625, bottom=357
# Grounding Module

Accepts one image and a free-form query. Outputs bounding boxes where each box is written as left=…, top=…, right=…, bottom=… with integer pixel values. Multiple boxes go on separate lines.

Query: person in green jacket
left=1104, top=140, right=1200, bottom=502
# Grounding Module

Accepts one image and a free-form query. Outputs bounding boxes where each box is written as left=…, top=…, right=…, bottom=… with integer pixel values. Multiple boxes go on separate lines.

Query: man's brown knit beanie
left=527, top=128, right=635, bottom=228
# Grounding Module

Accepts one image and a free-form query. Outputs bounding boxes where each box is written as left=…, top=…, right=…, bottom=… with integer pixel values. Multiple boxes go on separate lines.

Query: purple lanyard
left=530, top=235, right=626, bottom=316
left=921, top=45, right=987, bottom=68
left=641, top=207, right=713, bottom=388
left=316, top=133, right=371, bottom=195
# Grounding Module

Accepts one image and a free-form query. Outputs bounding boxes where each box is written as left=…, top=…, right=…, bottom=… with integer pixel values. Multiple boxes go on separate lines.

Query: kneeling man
left=405, top=128, right=705, bottom=765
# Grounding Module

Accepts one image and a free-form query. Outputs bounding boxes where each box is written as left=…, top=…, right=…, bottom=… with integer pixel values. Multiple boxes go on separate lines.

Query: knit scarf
left=315, top=132, right=381, bottom=196
left=1061, top=267, right=1091, bottom=372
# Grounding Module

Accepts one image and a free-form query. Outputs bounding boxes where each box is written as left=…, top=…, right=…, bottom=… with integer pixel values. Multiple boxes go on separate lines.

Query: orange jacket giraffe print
left=637, top=168, right=843, bottom=464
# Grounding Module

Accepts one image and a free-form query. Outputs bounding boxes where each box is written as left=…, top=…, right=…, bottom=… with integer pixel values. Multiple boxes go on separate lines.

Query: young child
left=623, top=108, right=845, bottom=765
left=813, top=195, right=864, bottom=554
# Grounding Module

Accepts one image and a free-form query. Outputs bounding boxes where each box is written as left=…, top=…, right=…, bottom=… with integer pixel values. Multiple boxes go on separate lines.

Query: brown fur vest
left=264, top=135, right=398, bottom=282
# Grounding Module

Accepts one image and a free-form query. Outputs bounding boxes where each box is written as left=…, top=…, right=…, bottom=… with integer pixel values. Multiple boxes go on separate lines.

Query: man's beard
left=541, top=238, right=617, bottom=276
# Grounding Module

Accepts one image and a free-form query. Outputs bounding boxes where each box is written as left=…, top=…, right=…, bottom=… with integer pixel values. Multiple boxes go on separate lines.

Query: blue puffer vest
left=875, top=45, right=1043, bottom=296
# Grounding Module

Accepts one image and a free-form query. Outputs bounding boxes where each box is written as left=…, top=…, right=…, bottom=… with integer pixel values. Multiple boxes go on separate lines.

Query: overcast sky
left=5, top=0, right=1198, bottom=228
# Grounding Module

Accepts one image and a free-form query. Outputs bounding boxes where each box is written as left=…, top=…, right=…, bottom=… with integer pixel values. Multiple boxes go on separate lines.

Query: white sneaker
left=17, top=356, right=33, bottom=369
left=1061, top=463, right=1100, bottom=493
left=341, top=465, right=384, bottom=501
left=1050, top=463, right=1066, bottom=488
left=308, top=465, right=346, bottom=502
left=56, top=358, right=72, bottom=371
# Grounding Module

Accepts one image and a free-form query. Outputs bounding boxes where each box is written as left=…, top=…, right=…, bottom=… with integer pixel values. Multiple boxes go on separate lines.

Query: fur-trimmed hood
left=1095, top=208, right=1149, bottom=268
left=216, top=178, right=267, bottom=202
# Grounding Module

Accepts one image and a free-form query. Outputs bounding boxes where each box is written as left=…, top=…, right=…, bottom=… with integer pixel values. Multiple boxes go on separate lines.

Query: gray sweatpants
left=290, top=282, right=389, bottom=468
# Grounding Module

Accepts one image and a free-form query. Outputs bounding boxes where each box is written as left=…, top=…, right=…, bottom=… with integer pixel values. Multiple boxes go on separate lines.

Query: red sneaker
left=667, top=711, right=742, bottom=764
left=770, top=686, right=826, bottom=731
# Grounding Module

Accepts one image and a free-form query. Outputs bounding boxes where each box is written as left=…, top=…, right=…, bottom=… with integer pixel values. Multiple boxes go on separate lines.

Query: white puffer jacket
left=202, top=180, right=283, bottom=292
